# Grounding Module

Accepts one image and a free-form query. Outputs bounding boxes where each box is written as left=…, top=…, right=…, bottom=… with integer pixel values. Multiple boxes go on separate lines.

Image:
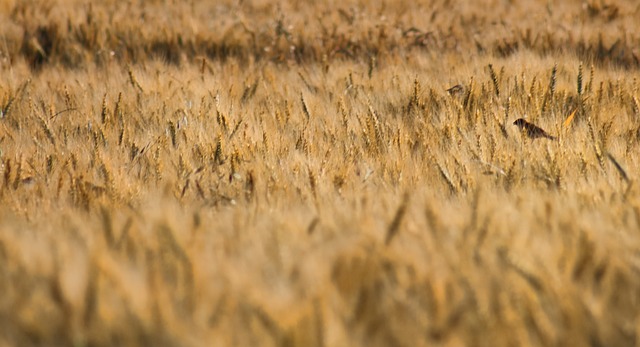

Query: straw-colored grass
left=1, top=1, right=640, bottom=346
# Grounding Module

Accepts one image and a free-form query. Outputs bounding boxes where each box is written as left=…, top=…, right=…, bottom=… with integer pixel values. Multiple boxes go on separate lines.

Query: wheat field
left=1, top=1, right=640, bottom=346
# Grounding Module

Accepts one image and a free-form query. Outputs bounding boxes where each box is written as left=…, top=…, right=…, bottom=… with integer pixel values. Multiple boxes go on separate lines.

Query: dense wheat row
left=1, top=1, right=640, bottom=346
left=3, top=0, right=639, bottom=69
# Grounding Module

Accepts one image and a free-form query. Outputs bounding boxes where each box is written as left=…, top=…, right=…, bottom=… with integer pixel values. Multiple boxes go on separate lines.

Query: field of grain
left=1, top=1, right=640, bottom=346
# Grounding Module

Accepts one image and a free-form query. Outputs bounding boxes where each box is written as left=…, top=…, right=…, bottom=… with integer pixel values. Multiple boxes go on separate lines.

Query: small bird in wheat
left=446, top=84, right=466, bottom=97
left=513, top=118, right=556, bottom=140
